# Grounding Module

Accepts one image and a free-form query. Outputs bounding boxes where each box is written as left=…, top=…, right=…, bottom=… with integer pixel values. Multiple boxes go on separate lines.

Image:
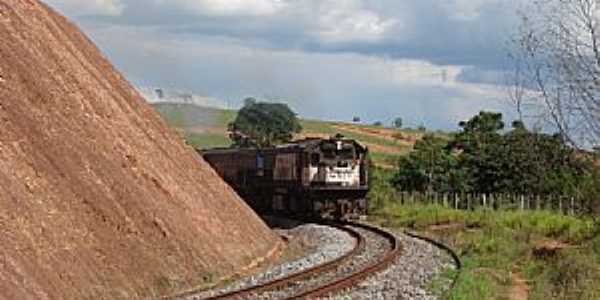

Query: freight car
left=199, top=135, right=370, bottom=218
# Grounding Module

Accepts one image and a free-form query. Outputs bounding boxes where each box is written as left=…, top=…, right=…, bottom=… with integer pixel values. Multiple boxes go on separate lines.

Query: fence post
left=570, top=197, right=575, bottom=215
left=454, top=194, right=459, bottom=210
left=520, top=195, right=525, bottom=211
left=467, top=193, right=471, bottom=210
left=559, top=197, right=563, bottom=214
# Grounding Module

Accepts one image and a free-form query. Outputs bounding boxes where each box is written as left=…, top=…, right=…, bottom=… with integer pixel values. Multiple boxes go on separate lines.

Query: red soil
left=0, top=1, right=279, bottom=299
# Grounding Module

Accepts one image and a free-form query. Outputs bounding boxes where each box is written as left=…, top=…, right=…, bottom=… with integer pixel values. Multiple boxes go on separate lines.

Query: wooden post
left=559, top=197, right=563, bottom=214
left=467, top=193, right=471, bottom=210
left=454, top=194, right=459, bottom=210
left=570, top=197, right=575, bottom=215
left=520, top=195, right=525, bottom=211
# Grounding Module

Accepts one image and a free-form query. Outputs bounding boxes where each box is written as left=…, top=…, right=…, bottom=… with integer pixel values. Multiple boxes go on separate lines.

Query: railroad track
left=168, top=220, right=402, bottom=300
left=166, top=220, right=463, bottom=300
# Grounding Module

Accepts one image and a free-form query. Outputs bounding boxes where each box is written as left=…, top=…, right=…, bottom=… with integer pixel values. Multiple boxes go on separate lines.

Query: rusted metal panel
left=273, top=153, right=297, bottom=181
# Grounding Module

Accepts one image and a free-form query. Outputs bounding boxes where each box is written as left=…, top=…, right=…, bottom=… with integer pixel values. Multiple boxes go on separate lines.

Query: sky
left=42, top=0, right=526, bottom=130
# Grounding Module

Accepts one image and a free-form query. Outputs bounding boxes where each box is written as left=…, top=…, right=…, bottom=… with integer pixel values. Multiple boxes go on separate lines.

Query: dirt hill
left=0, top=1, right=279, bottom=299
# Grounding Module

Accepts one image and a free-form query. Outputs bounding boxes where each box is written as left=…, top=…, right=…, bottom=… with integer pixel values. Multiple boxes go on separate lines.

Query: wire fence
left=392, top=191, right=590, bottom=215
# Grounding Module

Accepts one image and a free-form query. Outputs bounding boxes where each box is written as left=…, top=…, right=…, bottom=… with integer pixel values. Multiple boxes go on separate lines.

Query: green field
left=153, top=102, right=422, bottom=166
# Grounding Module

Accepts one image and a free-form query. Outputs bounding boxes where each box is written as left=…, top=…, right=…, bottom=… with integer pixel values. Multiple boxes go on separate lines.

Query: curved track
left=204, top=223, right=367, bottom=300
left=290, top=221, right=402, bottom=299
left=166, top=221, right=461, bottom=300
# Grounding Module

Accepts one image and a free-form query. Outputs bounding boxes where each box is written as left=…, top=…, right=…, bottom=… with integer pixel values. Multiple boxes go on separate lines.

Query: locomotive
left=199, top=135, right=370, bottom=218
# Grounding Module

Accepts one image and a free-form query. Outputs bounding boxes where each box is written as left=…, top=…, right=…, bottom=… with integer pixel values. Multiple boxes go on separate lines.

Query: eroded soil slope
left=0, top=1, right=279, bottom=299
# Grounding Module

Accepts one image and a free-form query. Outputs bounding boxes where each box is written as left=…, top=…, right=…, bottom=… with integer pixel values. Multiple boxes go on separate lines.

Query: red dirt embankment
left=0, top=1, right=279, bottom=299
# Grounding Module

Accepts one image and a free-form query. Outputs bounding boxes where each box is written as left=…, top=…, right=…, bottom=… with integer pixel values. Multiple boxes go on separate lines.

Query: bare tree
left=512, top=0, right=600, bottom=148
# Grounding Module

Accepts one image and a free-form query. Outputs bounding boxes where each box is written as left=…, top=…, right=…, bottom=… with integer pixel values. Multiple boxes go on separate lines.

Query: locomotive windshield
left=319, top=141, right=356, bottom=163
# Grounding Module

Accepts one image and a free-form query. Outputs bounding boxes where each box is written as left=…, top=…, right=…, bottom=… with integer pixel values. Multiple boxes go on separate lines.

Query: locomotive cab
left=308, top=139, right=365, bottom=188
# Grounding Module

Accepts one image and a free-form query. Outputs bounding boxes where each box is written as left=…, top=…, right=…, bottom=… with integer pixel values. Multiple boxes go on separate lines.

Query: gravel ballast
left=178, top=224, right=456, bottom=300
left=245, top=224, right=393, bottom=299
left=180, top=223, right=355, bottom=300
left=321, top=231, right=456, bottom=300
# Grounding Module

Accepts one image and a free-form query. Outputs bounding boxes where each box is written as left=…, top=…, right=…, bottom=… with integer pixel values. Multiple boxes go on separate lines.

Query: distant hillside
left=152, top=102, right=439, bottom=167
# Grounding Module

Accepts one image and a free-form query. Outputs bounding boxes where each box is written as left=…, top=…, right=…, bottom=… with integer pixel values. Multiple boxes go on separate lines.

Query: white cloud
left=84, top=24, right=508, bottom=127
left=44, top=0, right=124, bottom=16
left=309, top=0, right=398, bottom=43
left=154, top=0, right=287, bottom=16
left=153, top=0, right=397, bottom=43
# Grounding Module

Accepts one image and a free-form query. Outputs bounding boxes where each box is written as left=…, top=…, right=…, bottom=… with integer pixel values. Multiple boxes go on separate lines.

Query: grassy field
left=369, top=168, right=600, bottom=300
left=153, top=102, right=422, bottom=166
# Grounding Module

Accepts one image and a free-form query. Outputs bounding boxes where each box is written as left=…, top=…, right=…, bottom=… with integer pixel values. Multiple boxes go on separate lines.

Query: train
left=199, top=135, right=370, bottom=218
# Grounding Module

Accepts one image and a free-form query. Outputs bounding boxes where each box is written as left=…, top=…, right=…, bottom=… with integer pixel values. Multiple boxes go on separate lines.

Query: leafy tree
left=451, top=112, right=505, bottom=193
left=393, top=134, right=458, bottom=193
left=373, top=121, right=383, bottom=126
left=352, top=116, right=361, bottom=123
left=229, top=98, right=302, bottom=148
left=392, top=111, right=589, bottom=199
left=393, top=117, right=403, bottom=129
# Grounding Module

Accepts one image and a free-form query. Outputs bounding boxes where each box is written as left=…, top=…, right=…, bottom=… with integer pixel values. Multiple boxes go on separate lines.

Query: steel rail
left=183, top=223, right=364, bottom=300
left=286, top=221, right=401, bottom=299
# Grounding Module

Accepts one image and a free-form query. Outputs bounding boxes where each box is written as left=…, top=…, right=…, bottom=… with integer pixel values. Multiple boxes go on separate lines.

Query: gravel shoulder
left=321, top=229, right=457, bottom=300
left=179, top=223, right=355, bottom=300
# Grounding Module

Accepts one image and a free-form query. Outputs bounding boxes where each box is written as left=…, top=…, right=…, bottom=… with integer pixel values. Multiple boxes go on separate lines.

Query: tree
left=393, top=134, right=461, bottom=193
left=392, top=111, right=588, bottom=197
left=352, top=116, right=361, bottom=123
left=373, top=121, right=383, bottom=126
left=512, top=0, right=600, bottom=148
left=393, top=117, right=403, bottom=129
left=229, top=98, right=302, bottom=148
left=452, top=111, right=506, bottom=193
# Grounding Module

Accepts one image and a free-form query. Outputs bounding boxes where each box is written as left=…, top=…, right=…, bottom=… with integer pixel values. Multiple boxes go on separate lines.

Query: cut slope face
left=0, top=1, right=279, bottom=299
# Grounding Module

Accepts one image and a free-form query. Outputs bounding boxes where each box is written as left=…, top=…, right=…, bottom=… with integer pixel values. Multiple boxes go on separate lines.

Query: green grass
left=371, top=205, right=599, bottom=299
left=368, top=168, right=600, bottom=299
left=153, top=103, right=234, bottom=129
left=371, top=203, right=599, bottom=299
left=369, top=151, right=407, bottom=166
left=376, top=203, right=595, bottom=242
left=299, top=119, right=338, bottom=135
left=184, top=132, right=231, bottom=149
